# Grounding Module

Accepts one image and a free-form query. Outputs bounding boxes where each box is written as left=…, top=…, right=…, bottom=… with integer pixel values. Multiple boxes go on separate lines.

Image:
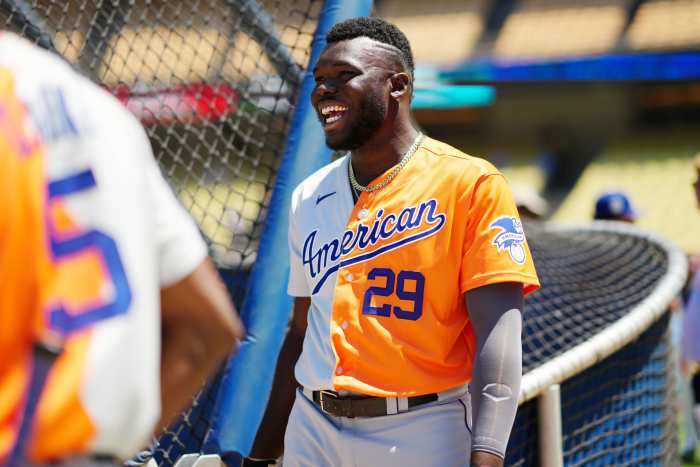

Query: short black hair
left=325, top=17, right=414, bottom=79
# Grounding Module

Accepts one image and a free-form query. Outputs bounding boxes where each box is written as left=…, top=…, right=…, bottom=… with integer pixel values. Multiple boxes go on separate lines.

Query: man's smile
left=318, top=101, right=349, bottom=130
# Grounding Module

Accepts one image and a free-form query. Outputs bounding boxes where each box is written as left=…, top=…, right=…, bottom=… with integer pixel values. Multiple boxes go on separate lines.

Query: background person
left=511, top=183, right=549, bottom=221
left=593, top=191, right=637, bottom=222
left=681, top=153, right=700, bottom=462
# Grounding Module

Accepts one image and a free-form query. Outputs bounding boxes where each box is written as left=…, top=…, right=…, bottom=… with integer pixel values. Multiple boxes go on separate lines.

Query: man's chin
left=324, top=121, right=381, bottom=151
left=325, top=135, right=361, bottom=151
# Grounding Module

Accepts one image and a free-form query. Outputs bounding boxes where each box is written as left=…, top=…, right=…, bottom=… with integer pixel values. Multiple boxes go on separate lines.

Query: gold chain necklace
left=348, top=132, right=424, bottom=193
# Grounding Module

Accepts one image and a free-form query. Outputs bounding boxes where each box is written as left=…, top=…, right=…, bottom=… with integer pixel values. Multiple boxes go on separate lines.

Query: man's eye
left=340, top=71, right=356, bottom=80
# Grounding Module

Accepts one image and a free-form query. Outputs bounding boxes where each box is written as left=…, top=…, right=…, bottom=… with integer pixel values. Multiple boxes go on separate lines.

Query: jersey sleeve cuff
left=460, top=271, right=540, bottom=296
left=470, top=444, right=505, bottom=460
left=159, top=235, right=208, bottom=287
left=287, top=285, right=311, bottom=297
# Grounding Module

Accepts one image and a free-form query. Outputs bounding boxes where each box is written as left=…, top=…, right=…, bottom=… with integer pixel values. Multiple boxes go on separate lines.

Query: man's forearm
left=157, top=323, right=236, bottom=432
left=469, top=307, right=522, bottom=462
left=157, top=259, right=243, bottom=432
left=249, top=326, right=305, bottom=459
left=465, top=283, right=524, bottom=466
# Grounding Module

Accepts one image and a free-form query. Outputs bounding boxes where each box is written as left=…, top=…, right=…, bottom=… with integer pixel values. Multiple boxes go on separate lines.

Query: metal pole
left=538, top=384, right=564, bottom=467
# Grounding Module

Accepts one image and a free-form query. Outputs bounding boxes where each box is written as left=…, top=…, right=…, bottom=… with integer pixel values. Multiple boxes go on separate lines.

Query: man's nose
left=315, top=79, right=338, bottom=96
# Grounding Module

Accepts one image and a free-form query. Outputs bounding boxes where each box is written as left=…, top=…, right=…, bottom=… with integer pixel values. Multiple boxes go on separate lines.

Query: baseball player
left=0, top=33, right=243, bottom=466
left=246, top=17, right=539, bottom=467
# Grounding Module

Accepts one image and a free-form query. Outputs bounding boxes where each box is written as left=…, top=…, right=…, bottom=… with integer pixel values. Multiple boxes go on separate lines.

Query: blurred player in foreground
left=0, top=33, right=243, bottom=466
left=247, top=17, right=539, bottom=467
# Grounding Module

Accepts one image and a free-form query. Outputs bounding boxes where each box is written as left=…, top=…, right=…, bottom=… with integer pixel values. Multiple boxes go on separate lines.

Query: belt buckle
left=318, top=390, right=338, bottom=413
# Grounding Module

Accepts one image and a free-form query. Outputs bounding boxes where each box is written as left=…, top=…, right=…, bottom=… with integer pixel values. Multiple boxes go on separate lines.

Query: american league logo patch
left=489, top=216, right=526, bottom=265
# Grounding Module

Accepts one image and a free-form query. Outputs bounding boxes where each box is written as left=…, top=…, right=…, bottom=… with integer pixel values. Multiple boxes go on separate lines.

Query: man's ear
left=389, top=72, right=411, bottom=100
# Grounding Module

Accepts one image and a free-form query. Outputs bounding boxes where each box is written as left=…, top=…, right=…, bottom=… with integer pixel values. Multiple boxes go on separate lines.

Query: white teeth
left=326, top=114, right=342, bottom=124
left=320, top=104, right=347, bottom=116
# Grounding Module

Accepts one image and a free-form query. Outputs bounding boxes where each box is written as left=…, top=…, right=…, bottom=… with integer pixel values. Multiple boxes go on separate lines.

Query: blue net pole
left=203, top=0, right=373, bottom=461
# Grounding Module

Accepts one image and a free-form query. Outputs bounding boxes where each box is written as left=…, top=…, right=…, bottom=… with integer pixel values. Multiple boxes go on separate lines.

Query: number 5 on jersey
left=361, top=268, right=425, bottom=320
left=46, top=169, right=132, bottom=334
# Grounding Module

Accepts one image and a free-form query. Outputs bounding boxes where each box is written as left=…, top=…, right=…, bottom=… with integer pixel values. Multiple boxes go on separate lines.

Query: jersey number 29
left=362, top=268, right=425, bottom=320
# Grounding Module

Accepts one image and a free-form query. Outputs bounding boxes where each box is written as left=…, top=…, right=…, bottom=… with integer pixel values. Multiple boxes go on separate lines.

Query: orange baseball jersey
left=288, top=137, right=539, bottom=397
left=0, top=33, right=207, bottom=462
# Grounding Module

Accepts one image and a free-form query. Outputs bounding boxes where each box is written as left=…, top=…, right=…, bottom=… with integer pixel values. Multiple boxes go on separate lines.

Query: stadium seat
left=626, top=0, right=700, bottom=51
left=377, top=0, right=487, bottom=66
left=492, top=0, right=627, bottom=60
left=551, top=129, right=700, bottom=252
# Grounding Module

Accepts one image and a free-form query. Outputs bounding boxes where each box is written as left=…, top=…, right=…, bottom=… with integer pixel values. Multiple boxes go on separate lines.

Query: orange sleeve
left=459, top=173, right=539, bottom=295
left=0, top=67, right=51, bottom=461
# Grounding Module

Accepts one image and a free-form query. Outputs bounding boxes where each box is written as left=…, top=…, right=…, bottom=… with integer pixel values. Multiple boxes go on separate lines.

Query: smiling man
left=246, top=17, right=539, bottom=467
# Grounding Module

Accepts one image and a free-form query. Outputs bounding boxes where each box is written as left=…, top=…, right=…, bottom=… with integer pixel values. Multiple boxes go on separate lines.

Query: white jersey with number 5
left=0, top=33, right=206, bottom=462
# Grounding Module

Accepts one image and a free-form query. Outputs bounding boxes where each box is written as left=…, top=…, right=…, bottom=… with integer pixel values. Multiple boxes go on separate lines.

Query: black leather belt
left=89, top=454, right=119, bottom=464
left=307, top=389, right=438, bottom=418
left=35, top=455, right=119, bottom=466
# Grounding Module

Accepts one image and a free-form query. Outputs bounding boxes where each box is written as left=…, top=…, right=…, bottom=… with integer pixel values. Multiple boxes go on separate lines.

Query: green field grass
left=681, top=411, right=700, bottom=466
left=682, top=436, right=698, bottom=466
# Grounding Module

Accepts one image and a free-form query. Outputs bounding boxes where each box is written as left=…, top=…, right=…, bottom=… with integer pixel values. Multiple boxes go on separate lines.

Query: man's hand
left=682, top=358, right=699, bottom=376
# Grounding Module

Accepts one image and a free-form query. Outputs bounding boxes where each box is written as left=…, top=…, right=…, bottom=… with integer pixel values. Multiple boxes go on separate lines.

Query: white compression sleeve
left=468, top=293, right=523, bottom=458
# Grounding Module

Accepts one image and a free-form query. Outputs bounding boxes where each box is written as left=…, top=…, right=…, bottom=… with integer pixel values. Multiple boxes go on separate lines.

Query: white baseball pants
left=283, top=388, right=472, bottom=467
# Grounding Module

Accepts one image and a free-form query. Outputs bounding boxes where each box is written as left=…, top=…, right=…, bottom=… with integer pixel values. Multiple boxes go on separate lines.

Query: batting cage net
left=520, top=223, right=668, bottom=373
left=506, top=223, right=682, bottom=466
left=508, top=316, right=676, bottom=466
